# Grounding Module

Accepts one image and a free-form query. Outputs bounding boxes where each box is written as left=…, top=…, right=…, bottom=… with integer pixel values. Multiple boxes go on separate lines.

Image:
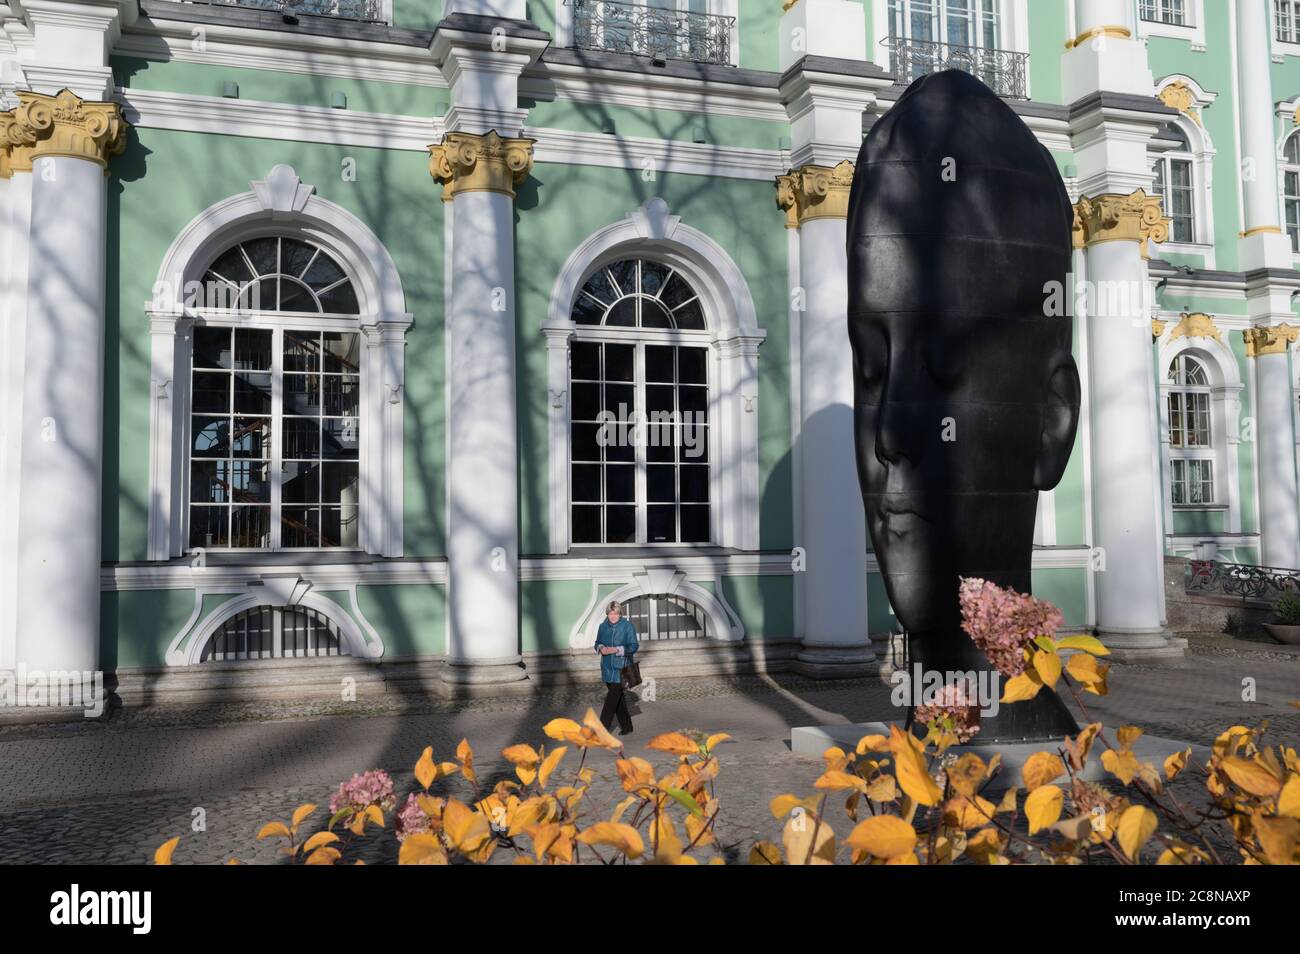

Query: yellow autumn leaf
left=856, top=734, right=890, bottom=754
left=1252, top=814, right=1300, bottom=865
left=1279, top=777, right=1300, bottom=818
left=256, top=822, right=291, bottom=841
left=770, top=794, right=817, bottom=818
left=1220, top=756, right=1283, bottom=798
left=1164, top=747, right=1192, bottom=781
left=1021, top=751, right=1065, bottom=791
left=398, top=832, right=448, bottom=865
left=1000, top=670, right=1043, bottom=703
left=581, top=708, right=624, bottom=750
left=889, top=724, right=941, bottom=807
left=1102, top=747, right=1141, bottom=785
left=1117, top=726, right=1144, bottom=748
left=304, top=846, right=341, bottom=865
left=845, top=814, right=917, bottom=859
left=301, top=831, right=339, bottom=854
left=704, top=733, right=732, bottom=752
left=1065, top=653, right=1109, bottom=694
left=646, top=731, right=701, bottom=756
left=577, top=822, right=645, bottom=859
left=543, top=717, right=583, bottom=741
left=1024, top=785, right=1063, bottom=834
left=1032, top=648, right=1062, bottom=689
left=415, top=746, right=437, bottom=790
left=290, top=803, right=316, bottom=833
left=749, top=841, right=783, bottom=865
left=154, top=837, right=179, bottom=866
left=946, top=753, right=987, bottom=797
left=443, top=799, right=490, bottom=853
left=1117, top=805, right=1158, bottom=860
left=538, top=746, right=568, bottom=789
left=815, top=770, right=868, bottom=793
left=457, top=738, right=476, bottom=784
left=782, top=813, right=835, bottom=865
left=1056, top=634, right=1110, bottom=656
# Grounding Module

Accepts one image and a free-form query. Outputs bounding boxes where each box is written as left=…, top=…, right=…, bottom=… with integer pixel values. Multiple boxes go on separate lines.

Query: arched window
left=569, top=258, right=712, bottom=545
left=621, top=593, right=711, bottom=640
left=188, top=236, right=362, bottom=550
left=1153, top=124, right=1196, bottom=244
left=1284, top=131, right=1300, bottom=252
left=1167, top=353, right=1214, bottom=505
left=199, top=604, right=348, bottom=662
left=149, top=165, right=413, bottom=561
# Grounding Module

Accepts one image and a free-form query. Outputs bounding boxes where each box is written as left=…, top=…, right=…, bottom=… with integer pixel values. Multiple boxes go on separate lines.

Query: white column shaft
left=14, top=156, right=108, bottom=673
left=1255, top=352, right=1300, bottom=568
left=445, top=190, right=520, bottom=668
left=1084, top=240, right=1166, bottom=634
left=798, top=217, right=870, bottom=648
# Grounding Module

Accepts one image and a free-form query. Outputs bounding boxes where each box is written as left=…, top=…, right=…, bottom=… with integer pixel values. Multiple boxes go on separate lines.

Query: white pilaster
left=14, top=153, right=108, bottom=673
left=1246, top=319, right=1300, bottom=569
left=443, top=188, right=525, bottom=685
left=1076, top=193, right=1182, bottom=658
left=1235, top=0, right=1293, bottom=270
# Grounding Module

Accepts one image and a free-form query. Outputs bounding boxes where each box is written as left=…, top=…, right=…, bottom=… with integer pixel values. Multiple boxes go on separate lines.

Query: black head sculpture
left=847, top=70, right=1081, bottom=741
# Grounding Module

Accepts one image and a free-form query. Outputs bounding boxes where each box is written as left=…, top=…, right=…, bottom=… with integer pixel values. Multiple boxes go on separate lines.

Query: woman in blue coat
left=595, top=600, right=639, bottom=735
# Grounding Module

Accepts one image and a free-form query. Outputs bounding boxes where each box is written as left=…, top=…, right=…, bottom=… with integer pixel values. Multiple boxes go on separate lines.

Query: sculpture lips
left=846, top=69, right=1073, bottom=321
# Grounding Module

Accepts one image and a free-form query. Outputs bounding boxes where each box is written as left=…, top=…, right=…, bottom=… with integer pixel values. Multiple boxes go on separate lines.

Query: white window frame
left=544, top=199, right=765, bottom=554
left=1135, top=0, right=1207, bottom=48
left=1148, top=89, right=1217, bottom=263
left=1156, top=335, right=1244, bottom=536
left=181, top=0, right=394, bottom=24
left=147, top=165, right=413, bottom=561
left=871, top=2, right=1030, bottom=58
left=1276, top=0, right=1300, bottom=49
left=555, top=0, right=740, bottom=67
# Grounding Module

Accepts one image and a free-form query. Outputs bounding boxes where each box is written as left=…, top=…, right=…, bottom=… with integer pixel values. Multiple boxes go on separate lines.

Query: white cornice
left=117, top=85, right=443, bottom=150
left=116, top=13, right=446, bottom=88
left=116, top=87, right=788, bottom=179
left=103, top=559, right=450, bottom=592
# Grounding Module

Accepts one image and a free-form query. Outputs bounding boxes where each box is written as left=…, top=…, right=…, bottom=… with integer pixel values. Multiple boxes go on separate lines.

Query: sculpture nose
left=875, top=376, right=920, bottom=469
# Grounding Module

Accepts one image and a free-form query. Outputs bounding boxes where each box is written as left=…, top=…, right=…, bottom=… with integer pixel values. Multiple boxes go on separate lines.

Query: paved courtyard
left=0, top=633, right=1297, bottom=864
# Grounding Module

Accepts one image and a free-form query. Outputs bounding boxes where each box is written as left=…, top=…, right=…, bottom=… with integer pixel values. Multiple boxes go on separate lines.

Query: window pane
left=604, top=344, right=635, bottom=382
left=606, top=506, right=636, bottom=543
left=572, top=464, right=601, bottom=503
left=231, top=505, right=271, bottom=548
left=283, top=418, right=321, bottom=460
left=192, top=372, right=231, bottom=414
left=284, top=332, right=321, bottom=373
left=189, top=505, right=229, bottom=548
left=678, top=347, right=707, bottom=384
left=680, top=505, right=710, bottom=543
left=647, top=505, right=676, bottom=544
left=194, top=327, right=233, bottom=369
left=233, top=372, right=272, bottom=415
left=282, top=507, right=321, bottom=548
left=571, top=382, right=601, bottom=420
left=572, top=505, right=602, bottom=543
left=322, top=418, right=360, bottom=460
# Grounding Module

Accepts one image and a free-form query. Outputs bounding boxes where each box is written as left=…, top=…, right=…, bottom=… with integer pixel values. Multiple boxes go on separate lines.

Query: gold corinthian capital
left=428, top=130, right=536, bottom=202
left=0, top=89, right=127, bottom=177
left=1243, top=325, right=1299, bottom=358
left=1072, top=189, right=1171, bottom=260
left=774, top=160, right=855, bottom=229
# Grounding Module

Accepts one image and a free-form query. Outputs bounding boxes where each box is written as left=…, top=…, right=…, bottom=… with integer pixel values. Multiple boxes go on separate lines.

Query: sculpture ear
left=1034, top=357, right=1081, bottom=491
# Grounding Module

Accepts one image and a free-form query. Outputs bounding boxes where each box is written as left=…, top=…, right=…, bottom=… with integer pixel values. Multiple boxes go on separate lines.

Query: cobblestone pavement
left=0, top=633, right=1296, bottom=864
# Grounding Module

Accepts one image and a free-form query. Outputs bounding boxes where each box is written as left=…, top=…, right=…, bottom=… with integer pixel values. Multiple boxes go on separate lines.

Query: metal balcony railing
left=182, top=0, right=386, bottom=23
left=1185, top=560, right=1300, bottom=604
left=882, top=35, right=1029, bottom=100
left=570, top=0, right=735, bottom=67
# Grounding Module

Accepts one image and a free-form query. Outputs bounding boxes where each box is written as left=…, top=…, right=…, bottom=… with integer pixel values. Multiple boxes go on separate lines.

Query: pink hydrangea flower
left=958, top=577, right=1064, bottom=678
left=394, top=793, right=431, bottom=844
left=915, top=682, right=982, bottom=743
left=329, top=769, right=396, bottom=816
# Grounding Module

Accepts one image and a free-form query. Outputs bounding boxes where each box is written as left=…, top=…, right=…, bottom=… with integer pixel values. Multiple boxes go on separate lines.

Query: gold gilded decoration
left=0, top=89, right=126, bottom=175
left=1157, top=81, right=1202, bottom=126
left=1151, top=319, right=1167, bottom=339
left=1167, top=311, right=1223, bottom=344
left=1072, top=190, right=1171, bottom=259
left=1243, top=325, right=1299, bottom=358
left=1064, top=25, right=1132, bottom=49
left=428, top=130, right=536, bottom=202
left=774, top=160, right=855, bottom=228
left=1239, top=225, right=1283, bottom=238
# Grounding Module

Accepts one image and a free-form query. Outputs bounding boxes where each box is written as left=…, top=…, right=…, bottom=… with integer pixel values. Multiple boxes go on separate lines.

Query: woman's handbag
left=620, top=656, right=642, bottom=689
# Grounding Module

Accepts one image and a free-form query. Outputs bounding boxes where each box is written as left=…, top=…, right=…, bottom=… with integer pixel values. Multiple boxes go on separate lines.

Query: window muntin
left=1141, top=0, right=1186, bottom=25
left=1153, top=127, right=1196, bottom=244
left=188, top=238, right=362, bottom=551
left=1279, top=0, right=1300, bottom=43
left=1167, top=354, right=1216, bottom=505
left=203, top=236, right=360, bottom=315
left=569, top=259, right=712, bottom=546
